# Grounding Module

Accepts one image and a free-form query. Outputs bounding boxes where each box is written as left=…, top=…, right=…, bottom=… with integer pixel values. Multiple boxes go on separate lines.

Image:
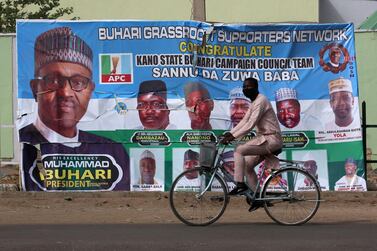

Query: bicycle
left=169, top=142, right=321, bottom=226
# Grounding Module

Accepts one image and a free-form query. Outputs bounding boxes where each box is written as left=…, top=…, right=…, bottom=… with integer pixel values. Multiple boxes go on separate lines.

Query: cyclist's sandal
left=249, top=201, right=273, bottom=212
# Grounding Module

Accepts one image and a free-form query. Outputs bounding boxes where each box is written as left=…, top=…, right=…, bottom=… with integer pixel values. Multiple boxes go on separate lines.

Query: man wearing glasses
left=135, top=80, right=176, bottom=130
left=19, top=27, right=130, bottom=190
left=184, top=81, right=214, bottom=130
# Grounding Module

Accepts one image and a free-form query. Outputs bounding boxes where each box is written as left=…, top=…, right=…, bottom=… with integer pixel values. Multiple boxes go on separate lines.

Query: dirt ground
left=0, top=191, right=376, bottom=225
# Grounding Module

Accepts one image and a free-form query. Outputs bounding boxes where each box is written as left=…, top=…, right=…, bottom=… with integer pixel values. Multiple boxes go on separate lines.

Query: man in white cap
left=138, top=150, right=159, bottom=185
left=176, top=149, right=201, bottom=188
left=274, top=88, right=301, bottom=129
left=335, top=158, right=366, bottom=191
left=18, top=27, right=130, bottom=191
left=328, top=77, right=355, bottom=127
left=229, top=87, right=251, bottom=128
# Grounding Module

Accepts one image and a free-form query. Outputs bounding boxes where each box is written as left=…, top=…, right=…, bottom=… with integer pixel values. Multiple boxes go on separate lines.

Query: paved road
left=0, top=223, right=376, bottom=250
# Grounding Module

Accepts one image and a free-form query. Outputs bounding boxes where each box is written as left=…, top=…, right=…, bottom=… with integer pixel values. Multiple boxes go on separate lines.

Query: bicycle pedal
left=248, top=204, right=262, bottom=212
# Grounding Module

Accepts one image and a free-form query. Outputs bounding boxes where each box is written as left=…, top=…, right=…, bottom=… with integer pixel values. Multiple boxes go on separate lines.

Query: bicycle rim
left=169, top=167, right=229, bottom=226
left=262, top=168, right=320, bottom=225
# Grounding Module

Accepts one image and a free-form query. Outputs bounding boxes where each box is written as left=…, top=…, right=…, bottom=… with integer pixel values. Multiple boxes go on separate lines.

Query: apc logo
left=99, top=53, right=133, bottom=84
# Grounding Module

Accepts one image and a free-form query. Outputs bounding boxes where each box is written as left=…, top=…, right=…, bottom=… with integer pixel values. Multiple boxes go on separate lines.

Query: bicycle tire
left=261, top=167, right=320, bottom=226
left=169, top=167, right=229, bottom=226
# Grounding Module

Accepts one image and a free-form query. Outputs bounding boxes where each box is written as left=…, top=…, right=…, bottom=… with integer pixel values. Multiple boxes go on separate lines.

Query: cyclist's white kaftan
left=230, top=94, right=283, bottom=182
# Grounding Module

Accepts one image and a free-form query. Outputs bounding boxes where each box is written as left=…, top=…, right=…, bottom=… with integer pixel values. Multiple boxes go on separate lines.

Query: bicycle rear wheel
left=169, top=167, right=229, bottom=226
left=261, top=167, right=320, bottom=225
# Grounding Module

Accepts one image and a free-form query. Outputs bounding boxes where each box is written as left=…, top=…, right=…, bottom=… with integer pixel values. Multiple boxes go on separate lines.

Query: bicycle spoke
left=169, top=167, right=229, bottom=226
left=262, top=168, right=320, bottom=225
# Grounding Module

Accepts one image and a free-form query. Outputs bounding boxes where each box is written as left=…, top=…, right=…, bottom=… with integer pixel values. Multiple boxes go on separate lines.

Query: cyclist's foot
left=248, top=201, right=273, bottom=212
left=228, top=182, right=248, bottom=196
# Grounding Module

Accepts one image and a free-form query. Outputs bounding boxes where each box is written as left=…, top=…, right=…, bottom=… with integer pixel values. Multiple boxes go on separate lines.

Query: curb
left=0, top=191, right=376, bottom=201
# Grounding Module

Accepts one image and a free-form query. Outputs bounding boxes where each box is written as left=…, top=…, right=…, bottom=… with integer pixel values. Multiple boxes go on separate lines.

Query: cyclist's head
left=242, top=77, right=259, bottom=101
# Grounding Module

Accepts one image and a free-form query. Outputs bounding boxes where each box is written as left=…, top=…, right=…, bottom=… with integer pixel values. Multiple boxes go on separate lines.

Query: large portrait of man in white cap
left=327, top=77, right=358, bottom=128
left=315, top=77, right=361, bottom=143
left=275, top=88, right=301, bottom=129
left=18, top=26, right=130, bottom=191
left=274, top=87, right=323, bottom=131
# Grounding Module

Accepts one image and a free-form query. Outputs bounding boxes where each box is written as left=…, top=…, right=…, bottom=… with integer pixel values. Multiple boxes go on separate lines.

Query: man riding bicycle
left=220, top=77, right=283, bottom=210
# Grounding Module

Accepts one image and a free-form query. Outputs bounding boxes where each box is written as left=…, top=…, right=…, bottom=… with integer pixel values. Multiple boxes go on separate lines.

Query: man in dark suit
left=19, top=27, right=130, bottom=191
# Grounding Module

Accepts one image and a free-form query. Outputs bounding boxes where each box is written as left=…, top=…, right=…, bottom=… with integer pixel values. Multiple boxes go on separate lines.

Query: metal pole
left=362, top=101, right=367, bottom=181
left=192, top=0, right=206, bottom=21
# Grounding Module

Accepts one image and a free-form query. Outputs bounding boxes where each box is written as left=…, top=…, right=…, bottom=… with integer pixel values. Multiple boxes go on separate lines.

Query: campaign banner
left=16, top=20, right=366, bottom=191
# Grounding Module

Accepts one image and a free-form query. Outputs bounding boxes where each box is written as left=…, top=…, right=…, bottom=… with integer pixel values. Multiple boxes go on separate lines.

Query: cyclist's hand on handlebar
left=220, top=132, right=235, bottom=145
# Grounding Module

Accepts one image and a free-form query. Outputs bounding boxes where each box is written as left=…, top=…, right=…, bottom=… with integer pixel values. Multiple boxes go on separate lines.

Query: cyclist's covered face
left=137, top=93, right=170, bottom=129
left=139, top=158, right=156, bottom=184
left=183, top=159, right=199, bottom=179
left=186, top=90, right=214, bottom=130
left=242, top=79, right=259, bottom=101
left=30, top=62, right=94, bottom=138
left=230, top=99, right=250, bottom=127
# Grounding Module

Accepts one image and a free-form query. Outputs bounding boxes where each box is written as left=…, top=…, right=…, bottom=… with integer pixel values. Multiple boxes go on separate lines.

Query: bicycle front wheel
left=169, top=167, right=229, bottom=226
left=261, top=167, right=320, bottom=225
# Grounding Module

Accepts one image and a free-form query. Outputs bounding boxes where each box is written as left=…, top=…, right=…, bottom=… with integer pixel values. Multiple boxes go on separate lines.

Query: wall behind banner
left=60, top=0, right=193, bottom=20
left=59, top=0, right=319, bottom=23
left=0, top=35, right=15, bottom=160
left=206, top=0, right=318, bottom=23
left=355, top=31, right=377, bottom=186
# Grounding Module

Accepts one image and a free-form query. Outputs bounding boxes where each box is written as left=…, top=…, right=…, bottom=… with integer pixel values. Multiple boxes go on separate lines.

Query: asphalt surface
left=0, top=223, right=376, bottom=251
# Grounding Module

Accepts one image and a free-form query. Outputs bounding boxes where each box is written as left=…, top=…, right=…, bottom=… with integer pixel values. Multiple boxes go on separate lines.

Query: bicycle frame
left=197, top=144, right=321, bottom=202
